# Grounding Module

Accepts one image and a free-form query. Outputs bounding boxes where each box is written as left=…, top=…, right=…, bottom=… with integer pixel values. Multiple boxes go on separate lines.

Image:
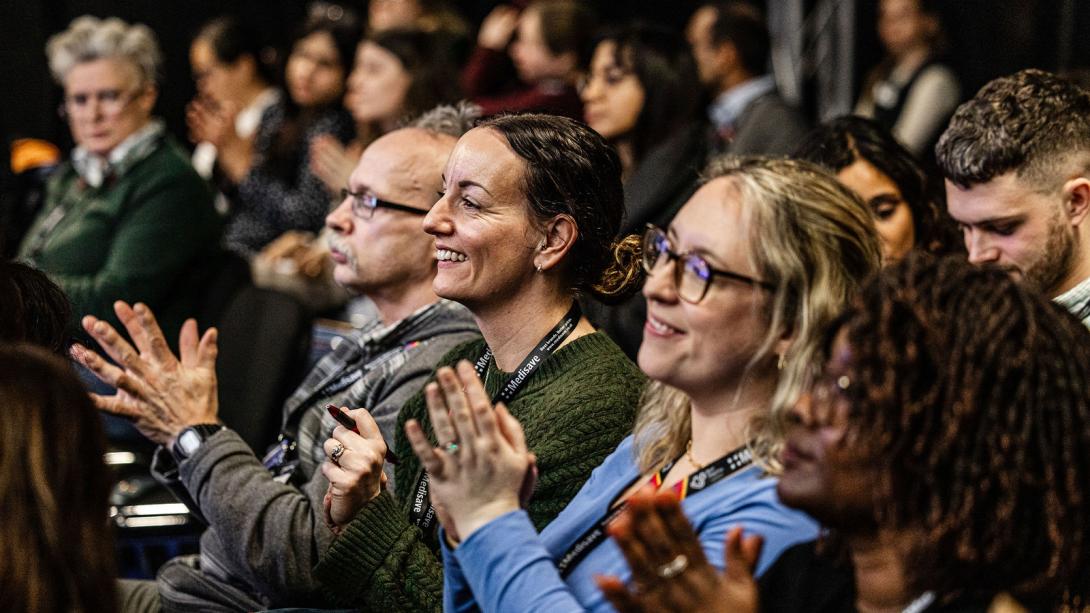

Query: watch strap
left=171, top=424, right=225, bottom=462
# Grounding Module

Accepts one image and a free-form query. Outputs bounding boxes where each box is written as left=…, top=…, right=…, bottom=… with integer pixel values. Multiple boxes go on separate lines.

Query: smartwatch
left=171, top=424, right=225, bottom=463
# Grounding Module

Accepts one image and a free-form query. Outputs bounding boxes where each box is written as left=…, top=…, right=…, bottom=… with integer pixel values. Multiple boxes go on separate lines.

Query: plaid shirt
left=280, top=299, right=479, bottom=480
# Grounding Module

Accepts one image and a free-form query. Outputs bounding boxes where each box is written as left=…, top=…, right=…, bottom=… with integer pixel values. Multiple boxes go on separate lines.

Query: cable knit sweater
left=314, top=332, right=646, bottom=611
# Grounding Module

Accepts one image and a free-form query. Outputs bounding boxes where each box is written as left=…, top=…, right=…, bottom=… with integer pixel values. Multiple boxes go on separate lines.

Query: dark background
left=2, top=0, right=1088, bottom=173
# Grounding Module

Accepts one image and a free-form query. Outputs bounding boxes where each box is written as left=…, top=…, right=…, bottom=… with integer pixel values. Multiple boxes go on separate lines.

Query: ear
left=774, top=336, right=793, bottom=364
left=533, top=215, right=579, bottom=273
left=1063, top=176, right=1090, bottom=228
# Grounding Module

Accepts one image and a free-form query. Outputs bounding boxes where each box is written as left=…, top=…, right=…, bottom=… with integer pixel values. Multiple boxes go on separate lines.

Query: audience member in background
left=686, top=2, right=808, bottom=157
left=855, top=0, right=959, bottom=158
left=187, top=15, right=280, bottom=199
left=414, top=156, right=881, bottom=612
left=600, top=255, right=1090, bottom=613
left=310, top=28, right=463, bottom=196
left=0, top=344, right=117, bottom=613
left=72, top=106, right=482, bottom=611
left=0, top=260, right=71, bottom=354
left=579, top=23, right=708, bottom=358
left=461, top=0, right=595, bottom=119
left=936, top=69, right=1090, bottom=327
left=312, top=114, right=648, bottom=611
left=18, top=16, right=221, bottom=345
left=368, top=0, right=469, bottom=41
left=214, top=4, right=359, bottom=257
left=795, top=115, right=962, bottom=262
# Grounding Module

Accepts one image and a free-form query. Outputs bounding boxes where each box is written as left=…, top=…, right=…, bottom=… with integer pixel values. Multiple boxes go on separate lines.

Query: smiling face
left=637, top=177, right=775, bottom=397
left=347, top=41, right=411, bottom=125
left=285, top=31, right=346, bottom=108
left=580, top=41, right=645, bottom=141
left=423, top=127, right=543, bottom=313
left=190, top=38, right=257, bottom=107
left=325, top=128, right=451, bottom=295
left=837, top=159, right=916, bottom=262
left=777, top=329, right=877, bottom=527
left=63, top=58, right=155, bottom=157
left=946, top=172, right=1077, bottom=296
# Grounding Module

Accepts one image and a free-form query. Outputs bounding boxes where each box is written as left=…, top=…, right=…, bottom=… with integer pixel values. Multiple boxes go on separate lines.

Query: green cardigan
left=314, top=332, right=646, bottom=610
left=18, top=136, right=221, bottom=342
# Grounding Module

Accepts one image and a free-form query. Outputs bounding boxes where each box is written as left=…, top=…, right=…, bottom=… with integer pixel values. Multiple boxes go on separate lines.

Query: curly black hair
left=840, top=253, right=1090, bottom=608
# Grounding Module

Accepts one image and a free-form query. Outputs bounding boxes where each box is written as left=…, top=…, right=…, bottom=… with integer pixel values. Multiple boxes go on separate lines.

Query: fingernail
left=93, top=322, right=106, bottom=333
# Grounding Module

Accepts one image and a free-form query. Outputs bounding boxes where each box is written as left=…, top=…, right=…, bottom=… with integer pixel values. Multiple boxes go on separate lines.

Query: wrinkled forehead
left=354, top=129, right=453, bottom=199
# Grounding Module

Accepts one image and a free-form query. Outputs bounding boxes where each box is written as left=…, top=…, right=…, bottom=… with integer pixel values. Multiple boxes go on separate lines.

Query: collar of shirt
left=71, top=119, right=165, bottom=188
left=708, top=74, right=777, bottom=131
left=1054, top=274, right=1090, bottom=328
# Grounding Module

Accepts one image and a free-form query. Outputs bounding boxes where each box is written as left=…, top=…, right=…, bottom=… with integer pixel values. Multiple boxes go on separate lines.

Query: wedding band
left=444, top=441, right=459, bottom=455
left=330, top=443, right=345, bottom=466
left=656, top=554, right=689, bottom=579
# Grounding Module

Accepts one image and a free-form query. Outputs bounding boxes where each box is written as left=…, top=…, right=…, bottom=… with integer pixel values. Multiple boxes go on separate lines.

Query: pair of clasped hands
left=73, top=302, right=766, bottom=612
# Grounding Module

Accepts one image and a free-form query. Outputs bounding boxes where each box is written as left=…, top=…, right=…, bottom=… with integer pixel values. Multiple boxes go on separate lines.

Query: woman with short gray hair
left=19, top=16, right=221, bottom=344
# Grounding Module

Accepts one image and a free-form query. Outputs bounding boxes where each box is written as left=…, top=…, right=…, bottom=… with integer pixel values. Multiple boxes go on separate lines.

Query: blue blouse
left=442, top=435, right=819, bottom=612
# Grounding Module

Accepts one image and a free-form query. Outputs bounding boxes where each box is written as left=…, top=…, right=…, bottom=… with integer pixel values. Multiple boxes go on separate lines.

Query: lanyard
left=471, top=301, right=582, bottom=405
left=408, top=302, right=583, bottom=530
left=555, top=445, right=754, bottom=578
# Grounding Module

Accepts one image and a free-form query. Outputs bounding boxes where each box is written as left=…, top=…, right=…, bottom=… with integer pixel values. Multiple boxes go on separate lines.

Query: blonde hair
left=633, top=156, right=881, bottom=474
left=46, top=15, right=162, bottom=85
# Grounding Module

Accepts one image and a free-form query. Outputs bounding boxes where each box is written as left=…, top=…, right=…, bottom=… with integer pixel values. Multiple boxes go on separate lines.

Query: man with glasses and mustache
left=78, top=104, right=481, bottom=612
left=936, top=69, right=1090, bottom=326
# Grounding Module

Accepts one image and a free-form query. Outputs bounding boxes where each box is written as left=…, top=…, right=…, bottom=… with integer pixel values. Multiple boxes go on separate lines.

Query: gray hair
left=46, top=16, right=162, bottom=86
left=407, top=101, right=482, bottom=139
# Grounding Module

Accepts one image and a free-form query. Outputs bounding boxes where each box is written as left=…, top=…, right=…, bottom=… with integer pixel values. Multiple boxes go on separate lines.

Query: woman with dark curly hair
left=795, top=115, right=962, bottom=263
left=598, top=254, right=1090, bottom=612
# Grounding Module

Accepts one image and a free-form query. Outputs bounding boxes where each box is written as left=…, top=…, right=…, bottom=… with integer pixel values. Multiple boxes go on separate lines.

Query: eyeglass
left=341, top=188, right=428, bottom=220
left=642, top=224, right=774, bottom=303
left=59, top=87, right=143, bottom=119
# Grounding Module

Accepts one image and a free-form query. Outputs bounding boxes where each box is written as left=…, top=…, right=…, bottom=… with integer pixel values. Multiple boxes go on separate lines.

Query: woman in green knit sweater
left=312, top=114, right=648, bottom=610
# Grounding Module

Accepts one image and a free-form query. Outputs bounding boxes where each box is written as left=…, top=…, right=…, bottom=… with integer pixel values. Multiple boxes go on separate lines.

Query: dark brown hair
left=796, top=115, right=963, bottom=257
left=0, top=260, right=72, bottom=354
left=840, top=254, right=1090, bottom=607
left=936, top=69, right=1090, bottom=190
left=478, top=113, right=641, bottom=304
left=0, top=344, right=116, bottom=613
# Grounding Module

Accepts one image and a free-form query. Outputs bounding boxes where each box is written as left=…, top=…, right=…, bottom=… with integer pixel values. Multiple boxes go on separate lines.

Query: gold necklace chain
left=685, top=439, right=705, bottom=470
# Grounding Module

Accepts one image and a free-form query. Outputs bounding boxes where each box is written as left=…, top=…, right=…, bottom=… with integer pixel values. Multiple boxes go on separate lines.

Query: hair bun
left=589, top=233, right=643, bottom=304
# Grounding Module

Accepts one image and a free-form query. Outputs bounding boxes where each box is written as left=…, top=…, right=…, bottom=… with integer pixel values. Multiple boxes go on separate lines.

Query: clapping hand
left=321, top=407, right=390, bottom=533
left=71, top=301, right=219, bottom=447
left=309, top=135, right=357, bottom=196
left=405, top=360, right=537, bottom=544
left=477, top=5, right=520, bottom=51
left=595, top=486, right=764, bottom=613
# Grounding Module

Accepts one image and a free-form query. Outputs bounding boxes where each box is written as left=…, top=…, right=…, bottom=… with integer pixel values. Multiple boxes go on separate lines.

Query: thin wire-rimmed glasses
left=341, top=188, right=428, bottom=220
left=641, top=224, right=775, bottom=303
left=58, top=87, right=144, bottom=120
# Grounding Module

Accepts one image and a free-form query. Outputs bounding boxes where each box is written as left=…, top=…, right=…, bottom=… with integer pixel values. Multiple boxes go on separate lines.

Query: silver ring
left=656, top=554, right=689, bottom=579
left=444, top=441, right=459, bottom=455
left=330, top=443, right=345, bottom=466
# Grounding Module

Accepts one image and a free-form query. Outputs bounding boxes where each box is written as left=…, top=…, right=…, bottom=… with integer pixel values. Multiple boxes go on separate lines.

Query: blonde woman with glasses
left=19, top=16, right=221, bottom=345
left=407, top=156, right=882, bottom=612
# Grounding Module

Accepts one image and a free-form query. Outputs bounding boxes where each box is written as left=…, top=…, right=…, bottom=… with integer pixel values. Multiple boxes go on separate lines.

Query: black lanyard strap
left=409, top=302, right=583, bottom=530
left=555, top=445, right=753, bottom=578
left=472, top=301, right=582, bottom=405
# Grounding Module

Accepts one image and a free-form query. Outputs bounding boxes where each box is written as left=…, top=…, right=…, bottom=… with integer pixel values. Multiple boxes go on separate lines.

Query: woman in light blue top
left=406, top=156, right=882, bottom=612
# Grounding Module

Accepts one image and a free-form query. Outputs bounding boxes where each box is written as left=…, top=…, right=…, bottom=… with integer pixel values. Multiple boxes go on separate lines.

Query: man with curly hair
left=936, top=68, right=1090, bottom=325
